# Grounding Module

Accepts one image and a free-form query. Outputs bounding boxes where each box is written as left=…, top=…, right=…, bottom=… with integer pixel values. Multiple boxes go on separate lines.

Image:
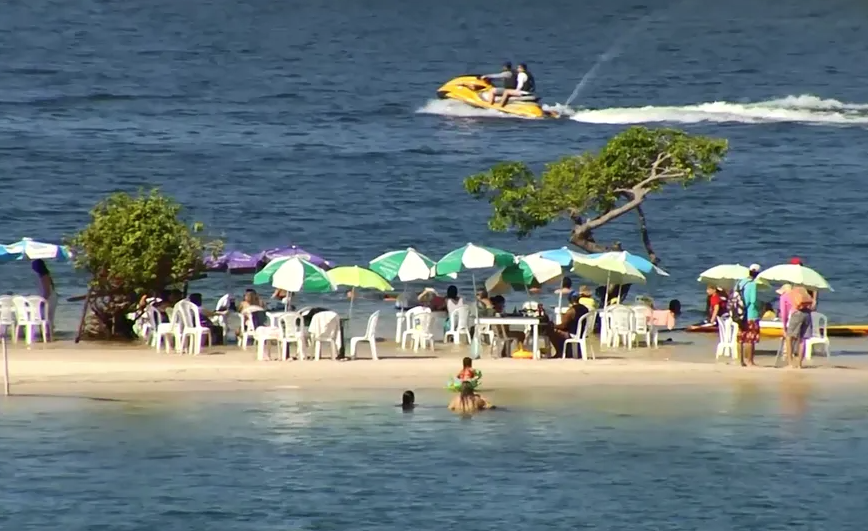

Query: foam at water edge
left=569, top=94, right=868, bottom=125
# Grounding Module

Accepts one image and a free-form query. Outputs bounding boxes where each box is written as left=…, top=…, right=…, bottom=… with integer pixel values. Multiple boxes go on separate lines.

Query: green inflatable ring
left=446, top=369, right=482, bottom=392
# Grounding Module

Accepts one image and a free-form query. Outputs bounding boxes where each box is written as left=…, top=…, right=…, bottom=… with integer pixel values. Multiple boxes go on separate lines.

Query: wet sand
left=3, top=333, right=868, bottom=398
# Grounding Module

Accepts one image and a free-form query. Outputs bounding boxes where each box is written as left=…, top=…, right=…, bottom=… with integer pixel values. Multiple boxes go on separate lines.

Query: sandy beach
left=4, top=334, right=868, bottom=398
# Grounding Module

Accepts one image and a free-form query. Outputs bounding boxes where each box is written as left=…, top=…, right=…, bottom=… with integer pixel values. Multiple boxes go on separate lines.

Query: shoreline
left=3, top=338, right=868, bottom=398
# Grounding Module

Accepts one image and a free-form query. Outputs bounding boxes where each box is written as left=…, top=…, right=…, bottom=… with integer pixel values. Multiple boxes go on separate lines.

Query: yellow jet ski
left=436, top=75, right=559, bottom=119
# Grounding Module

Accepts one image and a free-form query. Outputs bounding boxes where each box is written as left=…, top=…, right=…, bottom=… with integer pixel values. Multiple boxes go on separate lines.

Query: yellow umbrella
left=326, top=266, right=393, bottom=322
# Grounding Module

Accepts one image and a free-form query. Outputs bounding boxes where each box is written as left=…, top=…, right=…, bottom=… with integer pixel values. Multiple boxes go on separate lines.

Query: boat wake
left=568, top=95, right=868, bottom=126
left=416, top=99, right=533, bottom=119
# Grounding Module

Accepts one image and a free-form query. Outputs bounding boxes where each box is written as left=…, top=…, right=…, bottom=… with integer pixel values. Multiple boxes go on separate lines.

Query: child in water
left=457, top=357, right=476, bottom=382
left=401, top=390, right=415, bottom=411
left=448, top=382, right=494, bottom=415
left=761, top=302, right=777, bottom=320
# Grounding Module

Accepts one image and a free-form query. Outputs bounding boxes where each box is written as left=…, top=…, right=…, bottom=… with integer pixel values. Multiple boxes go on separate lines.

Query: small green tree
left=69, top=189, right=221, bottom=339
left=464, top=126, right=728, bottom=264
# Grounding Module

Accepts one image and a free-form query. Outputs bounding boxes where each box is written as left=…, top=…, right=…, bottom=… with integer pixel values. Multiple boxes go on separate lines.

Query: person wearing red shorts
left=736, top=264, right=762, bottom=366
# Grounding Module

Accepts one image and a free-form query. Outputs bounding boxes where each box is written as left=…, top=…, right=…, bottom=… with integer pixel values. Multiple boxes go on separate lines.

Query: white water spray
left=564, top=2, right=687, bottom=107
left=564, top=12, right=658, bottom=107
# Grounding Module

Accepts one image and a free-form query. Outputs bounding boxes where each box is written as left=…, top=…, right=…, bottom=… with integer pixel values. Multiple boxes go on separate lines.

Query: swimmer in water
left=448, top=382, right=494, bottom=415
left=401, top=390, right=415, bottom=411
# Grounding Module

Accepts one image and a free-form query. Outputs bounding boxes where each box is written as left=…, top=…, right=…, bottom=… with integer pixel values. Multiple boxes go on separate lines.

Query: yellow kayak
left=686, top=321, right=868, bottom=338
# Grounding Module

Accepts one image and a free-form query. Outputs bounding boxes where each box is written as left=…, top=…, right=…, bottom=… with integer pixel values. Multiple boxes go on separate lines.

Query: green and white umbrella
left=485, top=254, right=563, bottom=295
left=434, top=243, right=516, bottom=277
left=253, top=256, right=336, bottom=293
left=698, top=264, right=771, bottom=290
left=757, top=263, right=832, bottom=291
left=369, top=247, right=441, bottom=282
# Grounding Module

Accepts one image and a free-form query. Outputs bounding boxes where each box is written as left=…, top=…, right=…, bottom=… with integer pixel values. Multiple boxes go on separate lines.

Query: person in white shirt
left=499, top=63, right=536, bottom=107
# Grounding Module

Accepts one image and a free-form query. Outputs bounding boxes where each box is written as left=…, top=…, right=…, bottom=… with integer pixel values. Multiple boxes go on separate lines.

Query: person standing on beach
left=783, top=285, right=813, bottom=369
left=734, top=264, right=761, bottom=367
left=32, top=259, right=57, bottom=340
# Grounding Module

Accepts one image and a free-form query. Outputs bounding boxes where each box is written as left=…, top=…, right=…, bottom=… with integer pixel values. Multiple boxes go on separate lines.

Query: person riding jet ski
left=498, top=63, right=536, bottom=107
left=480, top=62, right=517, bottom=104
left=481, top=62, right=517, bottom=90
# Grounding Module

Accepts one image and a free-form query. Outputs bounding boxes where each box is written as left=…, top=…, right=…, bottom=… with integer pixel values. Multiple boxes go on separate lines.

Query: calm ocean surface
left=2, top=385, right=868, bottom=530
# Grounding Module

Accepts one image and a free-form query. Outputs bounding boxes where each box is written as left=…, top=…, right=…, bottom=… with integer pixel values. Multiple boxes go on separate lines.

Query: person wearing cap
left=735, top=264, right=762, bottom=366
left=790, top=257, right=819, bottom=310
left=481, top=62, right=517, bottom=103
left=778, top=283, right=813, bottom=368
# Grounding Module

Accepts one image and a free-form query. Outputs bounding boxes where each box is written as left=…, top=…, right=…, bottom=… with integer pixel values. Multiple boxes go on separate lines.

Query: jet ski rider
left=480, top=62, right=517, bottom=104
left=498, top=63, right=535, bottom=107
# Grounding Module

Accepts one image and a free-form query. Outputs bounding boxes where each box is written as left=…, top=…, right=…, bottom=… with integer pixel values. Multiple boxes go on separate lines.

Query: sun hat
left=789, top=257, right=802, bottom=265
left=776, top=283, right=793, bottom=295
left=749, top=263, right=761, bottom=272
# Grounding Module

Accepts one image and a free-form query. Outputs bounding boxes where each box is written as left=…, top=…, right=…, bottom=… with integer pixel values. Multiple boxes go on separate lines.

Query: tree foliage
left=68, top=189, right=221, bottom=339
left=464, top=126, right=728, bottom=263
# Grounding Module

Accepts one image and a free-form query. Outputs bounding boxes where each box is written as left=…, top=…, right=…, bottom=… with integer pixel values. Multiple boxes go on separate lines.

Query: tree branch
left=569, top=189, right=648, bottom=249
left=634, top=205, right=659, bottom=265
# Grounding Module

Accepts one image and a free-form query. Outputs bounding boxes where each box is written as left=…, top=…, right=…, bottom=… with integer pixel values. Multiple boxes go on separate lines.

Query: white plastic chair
left=13, top=296, right=48, bottom=345
left=715, top=317, right=738, bottom=360
left=350, top=310, right=380, bottom=360
left=563, top=314, right=595, bottom=360
left=0, top=295, right=16, bottom=341
left=400, top=307, right=431, bottom=349
left=411, top=312, right=435, bottom=352
left=600, top=306, right=616, bottom=347
left=146, top=305, right=175, bottom=352
left=175, top=300, right=212, bottom=355
left=309, top=311, right=341, bottom=360
left=631, top=307, right=658, bottom=348
left=444, top=306, right=472, bottom=345
left=277, top=312, right=306, bottom=361
left=238, top=307, right=264, bottom=350
left=609, top=306, right=634, bottom=349
left=804, top=312, right=830, bottom=360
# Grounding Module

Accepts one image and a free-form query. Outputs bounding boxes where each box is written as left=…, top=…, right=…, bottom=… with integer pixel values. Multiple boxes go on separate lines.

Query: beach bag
left=728, top=280, right=747, bottom=324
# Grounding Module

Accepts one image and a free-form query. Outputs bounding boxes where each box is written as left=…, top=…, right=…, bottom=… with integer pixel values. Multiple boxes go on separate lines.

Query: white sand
left=3, top=335, right=868, bottom=397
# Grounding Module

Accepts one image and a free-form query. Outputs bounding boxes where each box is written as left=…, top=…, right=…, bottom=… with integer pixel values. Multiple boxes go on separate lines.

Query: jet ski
left=436, top=75, right=559, bottom=119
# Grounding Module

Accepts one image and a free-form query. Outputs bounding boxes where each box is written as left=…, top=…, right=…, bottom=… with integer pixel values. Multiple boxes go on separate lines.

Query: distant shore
left=3, top=336, right=868, bottom=398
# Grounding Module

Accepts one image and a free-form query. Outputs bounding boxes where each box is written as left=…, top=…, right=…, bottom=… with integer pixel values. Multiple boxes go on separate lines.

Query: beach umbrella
left=435, top=243, right=515, bottom=358
left=533, top=246, right=585, bottom=267
left=0, top=238, right=72, bottom=262
left=696, top=264, right=773, bottom=291
left=757, top=264, right=832, bottom=291
left=327, top=265, right=393, bottom=321
left=587, top=250, right=669, bottom=277
left=485, top=254, right=563, bottom=295
left=571, top=253, right=647, bottom=287
left=258, top=245, right=332, bottom=269
left=204, top=250, right=259, bottom=273
left=253, top=256, right=336, bottom=294
left=434, top=243, right=516, bottom=277
left=369, top=247, right=442, bottom=282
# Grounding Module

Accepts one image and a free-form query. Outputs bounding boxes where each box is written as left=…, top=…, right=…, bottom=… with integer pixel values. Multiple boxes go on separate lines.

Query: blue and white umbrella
left=0, top=238, right=72, bottom=262
left=587, top=251, right=669, bottom=277
left=532, top=246, right=586, bottom=267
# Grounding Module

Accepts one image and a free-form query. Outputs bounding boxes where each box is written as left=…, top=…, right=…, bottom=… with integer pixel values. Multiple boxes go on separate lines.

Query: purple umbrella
left=258, top=245, right=332, bottom=269
left=204, top=250, right=260, bottom=273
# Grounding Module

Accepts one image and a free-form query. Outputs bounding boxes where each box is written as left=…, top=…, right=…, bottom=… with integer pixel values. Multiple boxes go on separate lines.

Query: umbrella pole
left=2, top=336, right=9, bottom=396
left=470, top=273, right=481, bottom=359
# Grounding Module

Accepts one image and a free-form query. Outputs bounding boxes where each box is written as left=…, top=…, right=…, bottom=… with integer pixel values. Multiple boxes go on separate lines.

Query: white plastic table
left=476, top=316, right=541, bottom=359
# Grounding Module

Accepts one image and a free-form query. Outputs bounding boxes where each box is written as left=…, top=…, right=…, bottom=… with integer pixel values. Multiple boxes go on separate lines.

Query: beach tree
left=69, top=189, right=221, bottom=339
left=464, top=126, right=728, bottom=264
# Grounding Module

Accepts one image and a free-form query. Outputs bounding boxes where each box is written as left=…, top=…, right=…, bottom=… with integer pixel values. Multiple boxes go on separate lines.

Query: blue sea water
left=2, top=385, right=868, bottom=530
left=4, top=0, right=868, bottom=334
